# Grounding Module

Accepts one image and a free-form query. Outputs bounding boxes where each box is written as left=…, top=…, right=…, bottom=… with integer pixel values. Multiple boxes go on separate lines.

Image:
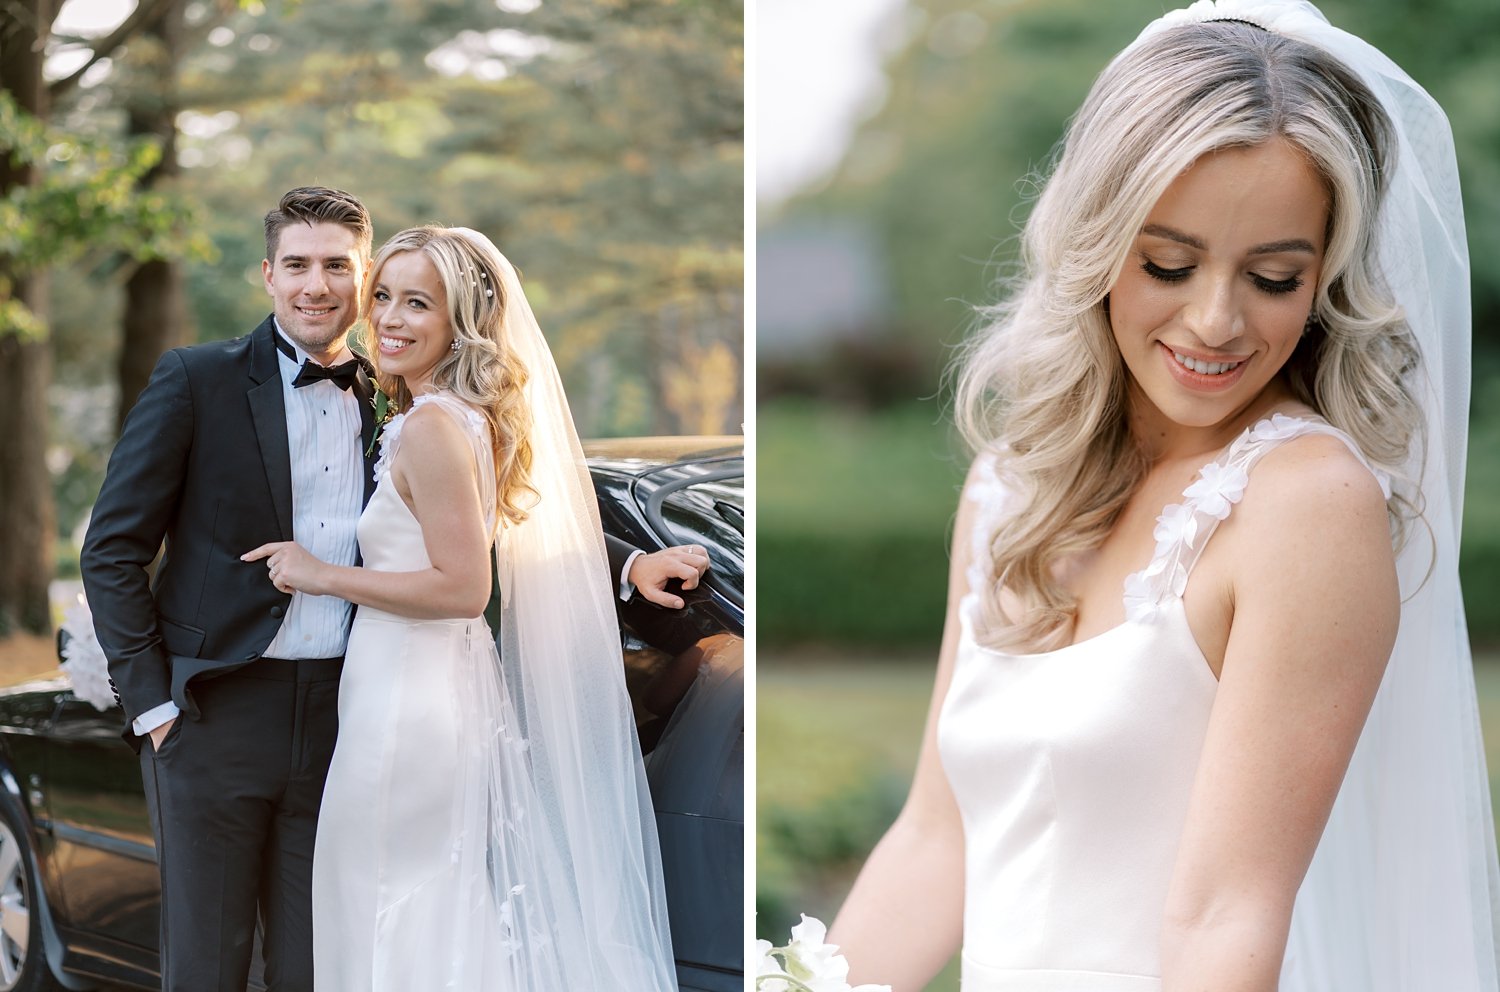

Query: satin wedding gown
left=312, top=393, right=574, bottom=991
left=937, top=415, right=1390, bottom=992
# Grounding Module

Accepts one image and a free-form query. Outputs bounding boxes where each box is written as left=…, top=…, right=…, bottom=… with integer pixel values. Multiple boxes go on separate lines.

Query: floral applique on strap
left=964, top=448, right=1014, bottom=597
left=1122, top=413, right=1391, bottom=622
left=372, top=393, right=488, bottom=482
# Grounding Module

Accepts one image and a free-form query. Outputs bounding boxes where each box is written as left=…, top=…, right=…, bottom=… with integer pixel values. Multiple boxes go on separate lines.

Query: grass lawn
left=759, top=649, right=1500, bottom=992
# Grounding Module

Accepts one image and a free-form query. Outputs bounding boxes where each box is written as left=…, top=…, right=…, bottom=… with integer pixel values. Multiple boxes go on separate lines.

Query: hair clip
left=467, top=266, right=495, bottom=298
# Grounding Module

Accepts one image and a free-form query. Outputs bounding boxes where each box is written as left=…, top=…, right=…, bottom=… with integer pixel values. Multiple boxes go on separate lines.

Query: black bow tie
left=273, top=324, right=361, bottom=391
left=292, top=359, right=360, bottom=391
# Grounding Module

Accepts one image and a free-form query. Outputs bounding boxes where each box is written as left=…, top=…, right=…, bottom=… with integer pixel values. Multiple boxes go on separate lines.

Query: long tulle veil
left=448, top=228, right=677, bottom=990
left=1132, top=3, right=1500, bottom=988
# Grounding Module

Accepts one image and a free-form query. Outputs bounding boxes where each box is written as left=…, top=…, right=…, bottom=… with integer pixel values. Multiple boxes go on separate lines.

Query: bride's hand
left=241, top=541, right=331, bottom=596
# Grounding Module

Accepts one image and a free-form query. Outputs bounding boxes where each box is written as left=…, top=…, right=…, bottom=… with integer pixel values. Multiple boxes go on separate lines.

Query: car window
left=659, top=478, right=744, bottom=601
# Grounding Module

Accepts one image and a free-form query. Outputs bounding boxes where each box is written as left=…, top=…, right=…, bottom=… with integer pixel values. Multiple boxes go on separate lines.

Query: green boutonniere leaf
left=366, top=388, right=393, bottom=458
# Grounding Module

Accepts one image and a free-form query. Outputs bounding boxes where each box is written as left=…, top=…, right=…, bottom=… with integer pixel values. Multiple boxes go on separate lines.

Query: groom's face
left=262, top=221, right=366, bottom=360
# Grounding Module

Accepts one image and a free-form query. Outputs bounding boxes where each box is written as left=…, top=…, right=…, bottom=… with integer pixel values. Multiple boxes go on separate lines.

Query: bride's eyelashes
left=1141, top=259, right=1191, bottom=284
left=372, top=289, right=430, bottom=310
left=1139, top=257, right=1305, bottom=296
left=1251, top=272, right=1304, bottom=295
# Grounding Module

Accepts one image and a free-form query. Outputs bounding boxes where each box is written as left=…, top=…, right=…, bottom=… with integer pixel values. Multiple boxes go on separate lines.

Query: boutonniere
left=366, top=387, right=394, bottom=457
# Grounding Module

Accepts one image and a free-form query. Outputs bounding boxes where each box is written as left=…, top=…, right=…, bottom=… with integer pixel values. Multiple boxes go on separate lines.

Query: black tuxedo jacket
left=82, top=315, right=639, bottom=748
left=81, top=316, right=378, bottom=745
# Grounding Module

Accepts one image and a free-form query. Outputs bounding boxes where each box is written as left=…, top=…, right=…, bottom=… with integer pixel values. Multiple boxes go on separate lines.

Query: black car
left=0, top=438, right=743, bottom=992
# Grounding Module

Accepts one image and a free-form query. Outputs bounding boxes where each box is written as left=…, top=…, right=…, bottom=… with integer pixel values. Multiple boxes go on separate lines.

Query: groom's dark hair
left=264, top=186, right=373, bottom=263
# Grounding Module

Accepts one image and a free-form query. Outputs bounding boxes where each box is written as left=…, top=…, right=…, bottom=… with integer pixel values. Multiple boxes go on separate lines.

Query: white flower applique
left=372, top=395, right=485, bottom=481
left=371, top=409, right=410, bottom=482
left=1181, top=461, right=1249, bottom=520
left=1122, top=570, right=1163, bottom=623
left=1151, top=501, right=1199, bottom=557
left=1121, top=414, right=1321, bottom=622
left=1248, top=412, right=1305, bottom=443
left=963, top=450, right=1011, bottom=596
left=1121, top=453, right=1252, bottom=622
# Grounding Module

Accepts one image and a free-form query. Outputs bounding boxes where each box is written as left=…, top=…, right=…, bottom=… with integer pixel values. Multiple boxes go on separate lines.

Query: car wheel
left=0, top=801, right=64, bottom=992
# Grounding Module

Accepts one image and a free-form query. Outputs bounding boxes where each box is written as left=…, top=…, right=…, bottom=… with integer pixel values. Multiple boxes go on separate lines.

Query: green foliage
left=757, top=658, right=962, bottom=990
left=37, top=0, right=742, bottom=549
left=0, top=299, right=46, bottom=340
left=763, top=396, right=1500, bottom=648
left=760, top=530, right=950, bottom=647
left=759, top=399, right=964, bottom=648
left=772, top=0, right=1500, bottom=364
left=0, top=90, right=214, bottom=339
left=1464, top=381, right=1500, bottom=645
left=146, top=0, right=744, bottom=437
left=756, top=773, right=907, bottom=935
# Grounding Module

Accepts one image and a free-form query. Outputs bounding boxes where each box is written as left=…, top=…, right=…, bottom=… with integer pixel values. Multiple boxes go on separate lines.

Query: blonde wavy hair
left=955, top=20, right=1422, bottom=652
left=361, top=226, right=536, bottom=528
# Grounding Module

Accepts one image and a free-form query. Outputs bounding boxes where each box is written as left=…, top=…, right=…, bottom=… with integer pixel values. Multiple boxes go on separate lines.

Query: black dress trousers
left=140, top=658, right=341, bottom=992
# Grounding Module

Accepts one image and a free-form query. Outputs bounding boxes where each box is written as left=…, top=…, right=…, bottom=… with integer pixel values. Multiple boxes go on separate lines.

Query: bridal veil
left=1131, top=3, right=1499, bottom=988
left=447, top=229, right=677, bottom=990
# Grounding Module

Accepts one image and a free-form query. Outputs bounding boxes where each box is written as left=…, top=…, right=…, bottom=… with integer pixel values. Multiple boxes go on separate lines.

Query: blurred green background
left=756, top=0, right=1500, bottom=984
left=0, top=0, right=742, bottom=640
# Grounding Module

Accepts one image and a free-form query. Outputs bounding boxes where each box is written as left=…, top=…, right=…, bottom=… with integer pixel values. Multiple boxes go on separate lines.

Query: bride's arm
left=827, top=461, right=988, bottom=991
left=1159, top=438, right=1399, bottom=991
left=243, top=404, right=492, bottom=619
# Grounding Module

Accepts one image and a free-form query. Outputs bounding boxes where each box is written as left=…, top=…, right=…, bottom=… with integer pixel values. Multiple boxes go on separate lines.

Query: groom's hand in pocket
left=150, top=717, right=177, bottom=752
left=629, top=546, right=710, bottom=609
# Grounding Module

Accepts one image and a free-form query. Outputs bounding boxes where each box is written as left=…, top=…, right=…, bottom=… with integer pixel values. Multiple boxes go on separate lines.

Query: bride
left=825, top=2, right=1499, bottom=990
left=244, top=225, right=676, bottom=989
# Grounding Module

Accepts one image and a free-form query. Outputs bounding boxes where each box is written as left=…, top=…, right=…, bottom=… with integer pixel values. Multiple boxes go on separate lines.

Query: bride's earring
left=450, top=340, right=462, bottom=353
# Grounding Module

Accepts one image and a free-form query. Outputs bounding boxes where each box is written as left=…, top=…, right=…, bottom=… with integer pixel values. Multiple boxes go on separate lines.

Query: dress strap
left=373, top=392, right=497, bottom=533
left=964, top=449, right=1014, bottom=597
left=1122, top=414, right=1391, bottom=622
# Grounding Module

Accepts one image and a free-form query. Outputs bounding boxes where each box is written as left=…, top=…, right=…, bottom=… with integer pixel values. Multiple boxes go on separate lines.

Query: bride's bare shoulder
left=1225, top=430, right=1396, bottom=612
left=1238, top=431, right=1390, bottom=529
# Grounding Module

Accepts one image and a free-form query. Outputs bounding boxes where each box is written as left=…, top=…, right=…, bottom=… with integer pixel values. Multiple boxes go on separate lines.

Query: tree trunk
left=0, top=0, right=58, bottom=636
left=119, top=0, right=191, bottom=429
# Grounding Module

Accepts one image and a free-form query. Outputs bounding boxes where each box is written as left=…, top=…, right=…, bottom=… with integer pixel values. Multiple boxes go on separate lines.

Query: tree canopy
left=768, top=0, right=1499, bottom=366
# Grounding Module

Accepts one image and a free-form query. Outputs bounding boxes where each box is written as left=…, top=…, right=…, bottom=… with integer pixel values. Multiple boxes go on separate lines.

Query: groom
left=81, top=186, right=707, bottom=991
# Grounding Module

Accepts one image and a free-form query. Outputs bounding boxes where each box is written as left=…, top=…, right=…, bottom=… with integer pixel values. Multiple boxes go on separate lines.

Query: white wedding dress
left=938, top=416, right=1388, bottom=992
left=312, top=393, right=575, bottom=990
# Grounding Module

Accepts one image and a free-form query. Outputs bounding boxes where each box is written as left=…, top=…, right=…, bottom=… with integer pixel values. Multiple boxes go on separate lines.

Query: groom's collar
left=271, top=317, right=353, bottom=370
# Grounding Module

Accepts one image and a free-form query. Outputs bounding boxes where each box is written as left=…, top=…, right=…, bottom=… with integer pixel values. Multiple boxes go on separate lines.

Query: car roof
left=582, top=436, right=743, bottom=477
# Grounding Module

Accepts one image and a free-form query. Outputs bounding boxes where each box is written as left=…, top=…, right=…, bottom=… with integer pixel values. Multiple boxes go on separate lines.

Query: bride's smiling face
left=1107, top=138, right=1329, bottom=433
left=371, top=250, right=455, bottom=393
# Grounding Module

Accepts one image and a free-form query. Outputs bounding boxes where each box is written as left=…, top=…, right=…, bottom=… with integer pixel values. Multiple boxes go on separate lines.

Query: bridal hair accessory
left=465, top=265, right=495, bottom=299
left=1130, top=3, right=1498, bottom=987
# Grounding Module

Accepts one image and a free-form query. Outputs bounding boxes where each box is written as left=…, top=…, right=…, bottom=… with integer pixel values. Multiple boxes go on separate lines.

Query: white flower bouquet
left=59, top=593, right=116, bottom=711
left=756, top=915, right=891, bottom=992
